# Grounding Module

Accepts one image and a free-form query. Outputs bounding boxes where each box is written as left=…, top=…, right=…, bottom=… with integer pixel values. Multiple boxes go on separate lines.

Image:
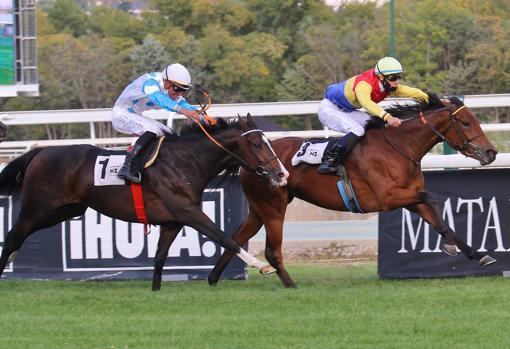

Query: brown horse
left=208, top=94, right=498, bottom=288
left=0, top=116, right=289, bottom=290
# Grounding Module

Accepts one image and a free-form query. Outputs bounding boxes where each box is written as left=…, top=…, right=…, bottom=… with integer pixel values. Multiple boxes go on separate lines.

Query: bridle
left=240, top=129, right=280, bottom=177
left=383, top=104, right=487, bottom=166
left=191, top=86, right=281, bottom=177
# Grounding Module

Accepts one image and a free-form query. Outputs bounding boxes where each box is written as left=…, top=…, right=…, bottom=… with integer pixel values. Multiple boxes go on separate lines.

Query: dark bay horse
left=0, top=115, right=289, bottom=290
left=209, top=94, right=498, bottom=288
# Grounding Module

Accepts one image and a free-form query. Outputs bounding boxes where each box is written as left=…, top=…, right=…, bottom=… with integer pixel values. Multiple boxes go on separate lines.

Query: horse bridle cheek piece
left=386, top=104, right=485, bottom=165
left=435, top=105, right=485, bottom=157
left=240, top=129, right=280, bottom=177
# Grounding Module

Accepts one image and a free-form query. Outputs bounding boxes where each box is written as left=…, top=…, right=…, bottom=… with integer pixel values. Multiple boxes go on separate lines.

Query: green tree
left=47, top=0, right=89, bottom=37
left=89, top=6, right=144, bottom=42
left=131, top=34, right=173, bottom=78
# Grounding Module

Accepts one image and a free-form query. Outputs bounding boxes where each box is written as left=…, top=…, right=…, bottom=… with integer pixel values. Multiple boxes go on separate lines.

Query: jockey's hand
left=386, top=114, right=402, bottom=127
left=181, top=109, right=200, bottom=122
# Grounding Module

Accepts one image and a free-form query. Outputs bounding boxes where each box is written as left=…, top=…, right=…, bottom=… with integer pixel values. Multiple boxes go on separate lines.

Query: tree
left=131, top=34, right=173, bottom=78
left=47, top=0, right=89, bottom=37
left=89, top=6, right=145, bottom=42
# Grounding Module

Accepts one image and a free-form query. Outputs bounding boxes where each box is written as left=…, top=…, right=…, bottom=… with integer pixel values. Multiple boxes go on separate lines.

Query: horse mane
left=180, top=118, right=236, bottom=137
left=165, top=117, right=242, bottom=176
left=365, top=92, right=461, bottom=130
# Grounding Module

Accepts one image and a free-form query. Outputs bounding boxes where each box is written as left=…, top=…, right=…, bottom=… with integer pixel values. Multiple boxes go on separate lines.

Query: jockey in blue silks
left=112, top=63, right=201, bottom=183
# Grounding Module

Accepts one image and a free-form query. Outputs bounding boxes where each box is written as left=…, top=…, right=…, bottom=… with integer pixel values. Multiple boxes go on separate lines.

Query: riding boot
left=318, top=142, right=343, bottom=174
left=338, top=132, right=361, bottom=163
left=118, top=131, right=157, bottom=183
left=318, top=133, right=361, bottom=174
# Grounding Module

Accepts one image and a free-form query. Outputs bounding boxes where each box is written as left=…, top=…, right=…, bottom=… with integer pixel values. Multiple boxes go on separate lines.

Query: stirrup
left=118, top=171, right=141, bottom=183
left=318, top=162, right=338, bottom=174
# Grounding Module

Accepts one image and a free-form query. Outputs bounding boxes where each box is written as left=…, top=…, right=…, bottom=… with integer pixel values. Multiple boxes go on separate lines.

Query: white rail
left=1, top=93, right=510, bottom=125
left=0, top=94, right=509, bottom=166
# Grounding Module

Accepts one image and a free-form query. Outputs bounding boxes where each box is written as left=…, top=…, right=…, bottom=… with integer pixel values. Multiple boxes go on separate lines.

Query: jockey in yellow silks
left=112, top=63, right=202, bottom=183
left=317, top=56, right=429, bottom=174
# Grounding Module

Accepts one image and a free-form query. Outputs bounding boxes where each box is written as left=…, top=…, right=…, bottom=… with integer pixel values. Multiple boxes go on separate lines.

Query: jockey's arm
left=142, top=79, right=199, bottom=120
left=392, top=85, right=429, bottom=102
left=354, top=81, right=389, bottom=120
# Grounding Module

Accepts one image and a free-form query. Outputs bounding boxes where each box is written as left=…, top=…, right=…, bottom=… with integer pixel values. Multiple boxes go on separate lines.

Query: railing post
left=89, top=122, right=96, bottom=144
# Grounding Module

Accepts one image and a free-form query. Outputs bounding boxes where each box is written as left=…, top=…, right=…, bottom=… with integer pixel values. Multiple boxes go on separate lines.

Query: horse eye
left=252, top=142, right=262, bottom=149
left=462, top=120, right=470, bottom=127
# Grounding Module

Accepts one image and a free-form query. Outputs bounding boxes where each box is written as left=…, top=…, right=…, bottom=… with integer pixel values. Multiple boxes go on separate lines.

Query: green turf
left=0, top=262, right=509, bottom=348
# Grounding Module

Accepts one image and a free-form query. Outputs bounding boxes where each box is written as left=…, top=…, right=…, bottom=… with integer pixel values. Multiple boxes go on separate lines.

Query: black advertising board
left=0, top=175, right=248, bottom=281
left=379, top=169, right=510, bottom=278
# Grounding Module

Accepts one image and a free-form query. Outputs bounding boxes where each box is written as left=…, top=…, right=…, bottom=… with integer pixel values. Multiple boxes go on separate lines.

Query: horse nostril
left=486, top=149, right=498, bottom=162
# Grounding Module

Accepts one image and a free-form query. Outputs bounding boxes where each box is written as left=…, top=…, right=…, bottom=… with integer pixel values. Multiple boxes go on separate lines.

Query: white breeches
left=317, top=98, right=372, bottom=137
left=112, top=106, right=172, bottom=136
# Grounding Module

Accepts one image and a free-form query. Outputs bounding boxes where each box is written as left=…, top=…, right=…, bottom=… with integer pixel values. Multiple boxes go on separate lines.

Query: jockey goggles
left=171, top=81, right=190, bottom=93
left=384, top=73, right=402, bottom=82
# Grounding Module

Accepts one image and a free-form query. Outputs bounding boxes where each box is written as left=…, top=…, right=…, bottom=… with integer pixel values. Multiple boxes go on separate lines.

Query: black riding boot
left=318, top=132, right=361, bottom=174
left=317, top=143, right=343, bottom=174
left=118, top=131, right=157, bottom=183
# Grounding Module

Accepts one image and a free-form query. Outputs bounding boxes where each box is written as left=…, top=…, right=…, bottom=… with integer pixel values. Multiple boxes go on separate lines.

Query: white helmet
left=162, top=63, right=192, bottom=89
left=375, top=57, right=403, bottom=76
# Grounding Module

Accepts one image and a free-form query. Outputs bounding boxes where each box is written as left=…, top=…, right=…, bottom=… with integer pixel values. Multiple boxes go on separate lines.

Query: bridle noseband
left=384, top=104, right=486, bottom=165
left=421, top=105, right=485, bottom=156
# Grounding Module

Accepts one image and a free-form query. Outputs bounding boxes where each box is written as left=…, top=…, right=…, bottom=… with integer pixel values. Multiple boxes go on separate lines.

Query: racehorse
left=208, top=93, right=498, bottom=288
left=0, top=115, right=289, bottom=290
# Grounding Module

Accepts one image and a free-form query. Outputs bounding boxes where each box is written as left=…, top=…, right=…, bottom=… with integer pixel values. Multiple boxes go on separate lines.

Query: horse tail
left=0, top=147, right=45, bottom=199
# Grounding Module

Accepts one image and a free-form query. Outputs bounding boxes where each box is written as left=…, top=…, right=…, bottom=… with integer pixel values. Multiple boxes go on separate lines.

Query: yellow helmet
left=375, top=57, right=403, bottom=76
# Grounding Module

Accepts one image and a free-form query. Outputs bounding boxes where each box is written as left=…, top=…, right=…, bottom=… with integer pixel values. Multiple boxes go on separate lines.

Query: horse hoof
left=7, top=251, right=18, bottom=264
left=442, top=244, right=457, bottom=256
left=480, top=255, right=496, bottom=267
left=259, top=265, right=276, bottom=275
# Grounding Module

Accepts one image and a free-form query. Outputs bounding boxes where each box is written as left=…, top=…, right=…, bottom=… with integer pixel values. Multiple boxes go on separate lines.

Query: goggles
left=385, top=74, right=402, bottom=82
left=170, top=81, right=190, bottom=93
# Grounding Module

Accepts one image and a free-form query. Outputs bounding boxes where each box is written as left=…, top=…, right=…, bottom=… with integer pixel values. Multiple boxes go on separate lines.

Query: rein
left=384, top=104, right=486, bottom=165
left=189, top=86, right=280, bottom=175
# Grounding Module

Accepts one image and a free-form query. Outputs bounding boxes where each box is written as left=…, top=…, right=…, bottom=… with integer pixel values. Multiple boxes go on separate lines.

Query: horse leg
left=208, top=210, right=265, bottom=286
left=170, top=207, right=271, bottom=272
left=0, top=204, right=87, bottom=278
left=406, top=198, right=494, bottom=266
left=264, top=217, right=296, bottom=288
left=152, top=223, right=182, bottom=291
left=0, top=217, right=35, bottom=277
left=405, top=203, right=458, bottom=255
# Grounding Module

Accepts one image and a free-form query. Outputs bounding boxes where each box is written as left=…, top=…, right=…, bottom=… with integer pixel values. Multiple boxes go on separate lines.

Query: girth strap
left=335, top=165, right=364, bottom=214
left=130, top=183, right=150, bottom=234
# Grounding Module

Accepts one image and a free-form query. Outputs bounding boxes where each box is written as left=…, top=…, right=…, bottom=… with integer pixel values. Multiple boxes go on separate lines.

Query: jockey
left=112, top=63, right=201, bottom=183
left=317, top=56, right=428, bottom=174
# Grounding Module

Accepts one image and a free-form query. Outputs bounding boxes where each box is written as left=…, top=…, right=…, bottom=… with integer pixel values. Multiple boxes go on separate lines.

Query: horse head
left=439, top=97, right=497, bottom=165
left=382, top=93, right=497, bottom=166
left=236, top=113, right=289, bottom=187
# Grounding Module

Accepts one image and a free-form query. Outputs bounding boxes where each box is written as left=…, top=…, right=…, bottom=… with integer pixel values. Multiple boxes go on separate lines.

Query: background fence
left=1, top=94, right=510, bottom=165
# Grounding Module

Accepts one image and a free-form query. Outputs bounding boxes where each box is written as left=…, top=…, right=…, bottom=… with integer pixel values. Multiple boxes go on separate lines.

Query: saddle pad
left=94, top=155, right=126, bottom=186
left=291, top=140, right=329, bottom=166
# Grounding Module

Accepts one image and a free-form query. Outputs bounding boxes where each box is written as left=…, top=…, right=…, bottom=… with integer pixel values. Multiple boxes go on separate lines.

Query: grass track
left=0, top=262, right=509, bottom=349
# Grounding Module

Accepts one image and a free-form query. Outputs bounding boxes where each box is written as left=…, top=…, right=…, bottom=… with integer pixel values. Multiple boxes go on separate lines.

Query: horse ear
left=246, top=113, right=256, bottom=127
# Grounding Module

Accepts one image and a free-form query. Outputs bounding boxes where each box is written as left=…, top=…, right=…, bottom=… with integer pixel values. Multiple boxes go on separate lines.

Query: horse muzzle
left=480, top=148, right=498, bottom=165
left=256, top=164, right=289, bottom=187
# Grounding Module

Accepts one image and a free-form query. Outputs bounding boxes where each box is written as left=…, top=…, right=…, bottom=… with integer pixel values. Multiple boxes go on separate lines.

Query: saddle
left=291, top=138, right=364, bottom=213
left=134, top=136, right=166, bottom=170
